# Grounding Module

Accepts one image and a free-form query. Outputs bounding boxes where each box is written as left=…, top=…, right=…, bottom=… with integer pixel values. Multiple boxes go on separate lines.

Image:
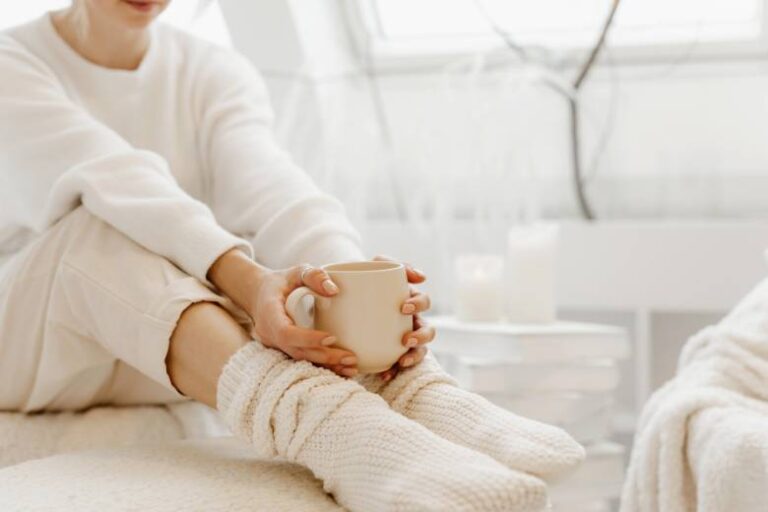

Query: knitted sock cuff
left=378, top=351, right=458, bottom=413
left=216, top=342, right=286, bottom=438
left=353, top=373, right=387, bottom=395
left=216, top=340, right=369, bottom=461
left=258, top=360, right=365, bottom=461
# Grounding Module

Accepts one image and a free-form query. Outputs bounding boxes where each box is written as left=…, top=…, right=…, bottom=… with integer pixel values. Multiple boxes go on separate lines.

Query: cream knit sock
left=357, top=353, right=585, bottom=480
left=217, top=342, right=548, bottom=512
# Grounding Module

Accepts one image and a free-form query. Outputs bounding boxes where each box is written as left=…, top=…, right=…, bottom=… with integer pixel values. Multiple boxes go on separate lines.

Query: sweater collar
left=37, top=12, right=159, bottom=81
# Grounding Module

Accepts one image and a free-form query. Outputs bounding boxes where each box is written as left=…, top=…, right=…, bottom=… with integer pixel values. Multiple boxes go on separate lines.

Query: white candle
left=454, top=254, right=505, bottom=322
left=506, top=224, right=558, bottom=324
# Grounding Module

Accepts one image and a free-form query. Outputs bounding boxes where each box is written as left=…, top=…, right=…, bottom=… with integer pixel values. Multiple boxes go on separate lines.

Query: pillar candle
left=506, top=224, right=558, bottom=324
left=453, top=254, right=505, bottom=322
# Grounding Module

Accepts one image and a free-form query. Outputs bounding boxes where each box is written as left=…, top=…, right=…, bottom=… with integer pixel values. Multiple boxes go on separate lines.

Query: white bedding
left=0, top=403, right=341, bottom=511
left=0, top=437, right=342, bottom=512
left=0, top=401, right=224, bottom=469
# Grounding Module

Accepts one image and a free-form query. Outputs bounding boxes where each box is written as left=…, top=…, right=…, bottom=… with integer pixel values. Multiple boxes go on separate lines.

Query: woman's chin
left=119, top=1, right=164, bottom=27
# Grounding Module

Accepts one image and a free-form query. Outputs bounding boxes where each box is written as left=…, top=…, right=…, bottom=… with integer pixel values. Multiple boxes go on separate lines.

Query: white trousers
left=0, top=207, right=251, bottom=412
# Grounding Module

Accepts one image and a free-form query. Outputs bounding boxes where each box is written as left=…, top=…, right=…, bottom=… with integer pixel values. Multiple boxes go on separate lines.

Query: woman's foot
left=358, top=354, right=585, bottom=480
left=217, top=342, right=548, bottom=512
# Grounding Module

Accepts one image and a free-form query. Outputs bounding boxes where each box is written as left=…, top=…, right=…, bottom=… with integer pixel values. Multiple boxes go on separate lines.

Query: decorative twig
left=570, top=0, right=621, bottom=220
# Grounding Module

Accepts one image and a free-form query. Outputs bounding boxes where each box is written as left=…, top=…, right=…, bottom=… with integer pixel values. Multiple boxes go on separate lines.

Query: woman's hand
left=373, top=255, right=436, bottom=381
left=207, top=249, right=359, bottom=377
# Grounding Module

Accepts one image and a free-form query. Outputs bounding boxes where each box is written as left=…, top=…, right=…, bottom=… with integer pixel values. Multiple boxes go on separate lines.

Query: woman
left=0, top=1, right=583, bottom=510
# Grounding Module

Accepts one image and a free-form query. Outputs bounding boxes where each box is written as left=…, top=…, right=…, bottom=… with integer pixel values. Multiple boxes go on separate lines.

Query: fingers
left=378, top=366, right=399, bottom=382
left=295, top=265, right=338, bottom=296
left=275, top=322, right=334, bottom=349
left=401, top=288, right=431, bottom=314
left=328, top=364, right=360, bottom=378
left=279, top=332, right=357, bottom=369
left=374, top=255, right=426, bottom=284
left=402, top=323, right=436, bottom=349
left=300, top=346, right=358, bottom=369
left=282, top=343, right=359, bottom=377
left=378, top=345, right=429, bottom=382
left=398, top=346, right=428, bottom=369
left=270, top=313, right=343, bottom=353
left=284, top=346, right=358, bottom=377
left=271, top=321, right=358, bottom=373
left=404, top=264, right=427, bottom=284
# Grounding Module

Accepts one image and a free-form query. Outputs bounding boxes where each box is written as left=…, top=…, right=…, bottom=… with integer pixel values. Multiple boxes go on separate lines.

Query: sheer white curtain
left=267, top=0, right=768, bottom=225
left=372, top=0, right=763, bottom=47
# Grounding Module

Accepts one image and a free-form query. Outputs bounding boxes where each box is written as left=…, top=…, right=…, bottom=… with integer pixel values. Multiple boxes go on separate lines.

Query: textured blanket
left=621, top=277, right=768, bottom=512
left=0, top=437, right=342, bottom=512
left=0, top=401, right=226, bottom=468
left=0, top=402, right=341, bottom=511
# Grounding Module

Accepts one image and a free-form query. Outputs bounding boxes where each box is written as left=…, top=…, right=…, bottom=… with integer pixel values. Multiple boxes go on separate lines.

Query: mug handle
left=285, top=286, right=318, bottom=329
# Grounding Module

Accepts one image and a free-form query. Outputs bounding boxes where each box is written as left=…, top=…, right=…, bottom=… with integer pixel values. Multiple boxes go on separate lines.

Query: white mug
left=285, top=261, right=412, bottom=374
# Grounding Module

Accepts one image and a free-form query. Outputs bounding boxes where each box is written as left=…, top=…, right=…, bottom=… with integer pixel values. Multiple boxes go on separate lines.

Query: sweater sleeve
left=196, top=51, right=365, bottom=270
left=0, top=37, right=253, bottom=286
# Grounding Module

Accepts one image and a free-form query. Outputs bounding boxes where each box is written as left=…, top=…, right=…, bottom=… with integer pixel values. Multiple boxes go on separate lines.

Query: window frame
left=344, top=0, right=768, bottom=72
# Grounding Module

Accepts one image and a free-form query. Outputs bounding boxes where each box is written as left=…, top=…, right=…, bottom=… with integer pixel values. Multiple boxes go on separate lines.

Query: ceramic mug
left=285, top=261, right=412, bottom=374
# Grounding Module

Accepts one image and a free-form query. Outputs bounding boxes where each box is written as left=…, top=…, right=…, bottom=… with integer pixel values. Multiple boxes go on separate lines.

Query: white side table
left=427, top=316, right=630, bottom=511
left=427, top=316, right=630, bottom=362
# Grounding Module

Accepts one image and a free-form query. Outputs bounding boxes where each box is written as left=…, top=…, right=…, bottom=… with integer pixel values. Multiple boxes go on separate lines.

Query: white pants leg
left=0, top=206, right=251, bottom=412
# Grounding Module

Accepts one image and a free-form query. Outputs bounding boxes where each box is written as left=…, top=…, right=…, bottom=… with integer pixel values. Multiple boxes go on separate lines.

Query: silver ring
left=299, top=265, right=314, bottom=283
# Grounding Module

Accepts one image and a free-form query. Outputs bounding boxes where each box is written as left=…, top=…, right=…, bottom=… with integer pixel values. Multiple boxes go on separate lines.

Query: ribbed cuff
left=295, top=234, right=366, bottom=267
left=216, top=342, right=261, bottom=414
left=215, top=342, right=287, bottom=434
left=176, top=219, right=254, bottom=288
left=379, top=351, right=458, bottom=413
left=141, top=276, right=234, bottom=396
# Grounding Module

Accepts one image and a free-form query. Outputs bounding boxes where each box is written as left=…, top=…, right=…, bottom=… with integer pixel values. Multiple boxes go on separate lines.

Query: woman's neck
left=51, top=9, right=150, bottom=71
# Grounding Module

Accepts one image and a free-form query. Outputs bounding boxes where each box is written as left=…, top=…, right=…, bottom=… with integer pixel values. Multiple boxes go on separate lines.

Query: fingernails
left=341, top=367, right=358, bottom=377
left=340, top=356, right=357, bottom=366
left=413, top=268, right=426, bottom=278
left=405, top=337, right=418, bottom=348
left=402, top=357, right=414, bottom=367
left=402, top=303, right=416, bottom=314
left=322, top=279, right=339, bottom=294
left=321, top=336, right=337, bottom=346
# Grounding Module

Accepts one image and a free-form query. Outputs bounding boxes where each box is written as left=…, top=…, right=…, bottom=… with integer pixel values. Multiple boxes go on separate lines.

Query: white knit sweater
left=0, top=14, right=364, bottom=283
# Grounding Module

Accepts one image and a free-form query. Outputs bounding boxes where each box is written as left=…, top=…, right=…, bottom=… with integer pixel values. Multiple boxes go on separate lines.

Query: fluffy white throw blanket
left=621, top=277, right=768, bottom=512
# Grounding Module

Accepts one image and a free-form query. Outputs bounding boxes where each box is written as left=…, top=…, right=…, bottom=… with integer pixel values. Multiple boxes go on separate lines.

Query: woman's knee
left=55, top=207, right=189, bottom=285
left=54, top=206, right=250, bottom=328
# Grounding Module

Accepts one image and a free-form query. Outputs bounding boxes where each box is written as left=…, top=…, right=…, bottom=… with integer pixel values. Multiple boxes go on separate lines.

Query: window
left=0, top=1, right=231, bottom=46
left=351, top=0, right=767, bottom=64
